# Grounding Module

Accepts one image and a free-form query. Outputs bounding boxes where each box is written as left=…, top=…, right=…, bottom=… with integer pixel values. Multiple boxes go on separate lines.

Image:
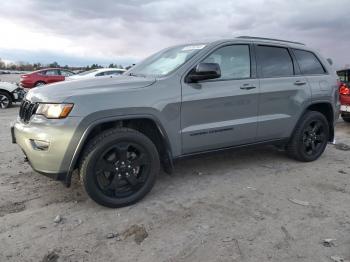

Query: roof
left=237, top=36, right=305, bottom=46
left=94, top=68, right=126, bottom=72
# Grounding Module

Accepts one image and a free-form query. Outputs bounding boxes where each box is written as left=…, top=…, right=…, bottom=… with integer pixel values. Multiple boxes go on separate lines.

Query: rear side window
left=256, top=45, right=294, bottom=78
left=293, top=49, right=326, bottom=75
left=45, top=70, right=60, bottom=76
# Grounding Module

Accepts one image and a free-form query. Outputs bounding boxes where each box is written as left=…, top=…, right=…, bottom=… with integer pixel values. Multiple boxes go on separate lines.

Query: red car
left=20, top=68, right=75, bottom=88
left=337, top=69, right=350, bottom=123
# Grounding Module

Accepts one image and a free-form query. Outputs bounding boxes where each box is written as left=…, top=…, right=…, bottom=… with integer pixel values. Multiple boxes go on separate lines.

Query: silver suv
left=11, top=36, right=340, bottom=207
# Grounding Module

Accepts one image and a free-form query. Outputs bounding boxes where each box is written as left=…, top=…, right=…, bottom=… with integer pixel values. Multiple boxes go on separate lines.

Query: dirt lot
left=1, top=104, right=350, bottom=262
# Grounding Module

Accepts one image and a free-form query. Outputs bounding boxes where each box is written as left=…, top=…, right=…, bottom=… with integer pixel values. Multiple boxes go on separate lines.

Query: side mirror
left=326, top=58, right=333, bottom=66
left=188, top=63, right=221, bottom=82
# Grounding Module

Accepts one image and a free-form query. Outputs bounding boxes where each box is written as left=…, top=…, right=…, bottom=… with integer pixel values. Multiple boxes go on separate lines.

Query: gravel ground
left=0, top=104, right=350, bottom=262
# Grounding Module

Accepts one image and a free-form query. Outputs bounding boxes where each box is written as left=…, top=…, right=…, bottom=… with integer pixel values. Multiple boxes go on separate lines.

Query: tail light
left=339, top=82, right=350, bottom=95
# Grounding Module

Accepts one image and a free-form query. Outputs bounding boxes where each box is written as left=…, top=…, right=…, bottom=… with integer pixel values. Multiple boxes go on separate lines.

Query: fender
left=292, top=101, right=335, bottom=143
left=63, top=113, right=173, bottom=187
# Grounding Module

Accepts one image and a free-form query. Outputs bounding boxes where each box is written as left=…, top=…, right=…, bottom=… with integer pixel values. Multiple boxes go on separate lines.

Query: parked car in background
left=0, top=81, right=25, bottom=109
left=337, top=69, right=350, bottom=122
left=12, top=37, right=339, bottom=207
left=20, top=68, right=75, bottom=88
left=65, top=68, right=126, bottom=81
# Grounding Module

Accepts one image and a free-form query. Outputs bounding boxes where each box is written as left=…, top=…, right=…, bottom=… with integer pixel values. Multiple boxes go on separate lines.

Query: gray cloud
left=1, top=0, right=349, bottom=67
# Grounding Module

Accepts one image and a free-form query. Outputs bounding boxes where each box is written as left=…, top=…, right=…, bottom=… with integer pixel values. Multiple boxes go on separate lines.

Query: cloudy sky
left=0, top=0, right=349, bottom=68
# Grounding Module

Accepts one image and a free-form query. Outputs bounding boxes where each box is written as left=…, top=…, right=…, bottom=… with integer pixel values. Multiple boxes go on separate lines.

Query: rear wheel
left=342, top=115, right=350, bottom=123
left=287, top=111, right=329, bottom=162
left=80, top=128, right=160, bottom=208
left=0, top=91, right=12, bottom=109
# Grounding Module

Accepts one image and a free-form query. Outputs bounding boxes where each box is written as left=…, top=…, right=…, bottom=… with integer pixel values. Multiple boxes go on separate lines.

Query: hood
left=25, top=75, right=156, bottom=103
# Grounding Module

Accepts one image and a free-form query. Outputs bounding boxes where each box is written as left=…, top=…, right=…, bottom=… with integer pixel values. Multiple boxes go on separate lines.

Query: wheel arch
left=0, top=88, right=14, bottom=103
left=65, top=115, right=174, bottom=186
left=298, top=102, right=335, bottom=142
left=34, top=80, right=46, bottom=86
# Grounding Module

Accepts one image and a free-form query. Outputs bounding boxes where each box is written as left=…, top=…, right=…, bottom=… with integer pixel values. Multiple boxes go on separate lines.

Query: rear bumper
left=20, top=80, right=34, bottom=89
left=340, top=94, right=350, bottom=115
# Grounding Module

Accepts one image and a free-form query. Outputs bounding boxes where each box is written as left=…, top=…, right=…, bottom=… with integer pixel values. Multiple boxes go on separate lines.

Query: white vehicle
left=0, top=81, right=26, bottom=109
left=66, top=68, right=126, bottom=81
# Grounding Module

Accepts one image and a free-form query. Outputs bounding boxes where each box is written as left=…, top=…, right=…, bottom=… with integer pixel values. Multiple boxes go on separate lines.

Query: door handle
left=294, top=80, right=307, bottom=86
left=240, top=84, right=256, bottom=90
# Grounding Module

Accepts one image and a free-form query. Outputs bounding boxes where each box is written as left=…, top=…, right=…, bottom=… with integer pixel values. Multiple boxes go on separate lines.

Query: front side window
left=77, top=69, right=98, bottom=76
left=127, top=44, right=205, bottom=77
left=202, top=45, right=251, bottom=80
left=256, top=45, right=294, bottom=78
left=105, top=71, right=122, bottom=76
left=293, top=49, right=326, bottom=75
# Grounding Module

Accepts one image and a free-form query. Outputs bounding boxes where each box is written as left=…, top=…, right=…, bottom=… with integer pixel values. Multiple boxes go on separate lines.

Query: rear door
left=181, top=44, right=259, bottom=154
left=45, top=69, right=64, bottom=83
left=256, top=44, right=311, bottom=141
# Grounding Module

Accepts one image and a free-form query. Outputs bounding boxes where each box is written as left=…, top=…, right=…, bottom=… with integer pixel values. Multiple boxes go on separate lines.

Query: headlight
left=36, top=103, right=74, bottom=119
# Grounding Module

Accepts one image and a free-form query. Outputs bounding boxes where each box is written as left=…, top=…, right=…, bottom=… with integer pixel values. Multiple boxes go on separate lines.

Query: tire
left=342, top=116, right=350, bottom=123
left=34, top=81, right=45, bottom=87
left=80, top=128, right=160, bottom=208
left=287, top=111, right=329, bottom=162
left=0, top=91, right=12, bottom=109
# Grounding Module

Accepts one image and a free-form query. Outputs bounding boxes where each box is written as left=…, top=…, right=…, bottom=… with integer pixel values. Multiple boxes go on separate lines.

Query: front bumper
left=11, top=115, right=83, bottom=180
left=12, top=87, right=26, bottom=102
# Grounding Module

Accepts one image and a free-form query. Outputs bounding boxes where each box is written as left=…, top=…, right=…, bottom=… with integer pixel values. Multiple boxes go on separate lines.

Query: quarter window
left=293, top=49, right=326, bottom=75
left=256, top=46, right=294, bottom=78
left=202, top=45, right=251, bottom=80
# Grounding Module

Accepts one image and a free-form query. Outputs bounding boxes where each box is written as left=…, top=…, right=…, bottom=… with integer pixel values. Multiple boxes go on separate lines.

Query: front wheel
left=287, top=111, right=329, bottom=162
left=80, top=128, right=160, bottom=208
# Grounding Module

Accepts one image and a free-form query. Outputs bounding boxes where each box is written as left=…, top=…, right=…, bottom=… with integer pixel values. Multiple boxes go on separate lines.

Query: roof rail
left=237, top=36, right=305, bottom=45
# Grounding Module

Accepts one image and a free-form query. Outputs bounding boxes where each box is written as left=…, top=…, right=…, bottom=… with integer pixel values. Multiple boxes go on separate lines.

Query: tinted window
left=45, top=69, right=60, bottom=76
left=104, top=71, right=121, bottom=76
left=95, top=72, right=105, bottom=77
left=256, top=46, right=294, bottom=78
left=337, top=70, right=349, bottom=83
left=293, top=49, right=326, bottom=75
left=202, top=45, right=250, bottom=80
left=60, top=70, right=74, bottom=77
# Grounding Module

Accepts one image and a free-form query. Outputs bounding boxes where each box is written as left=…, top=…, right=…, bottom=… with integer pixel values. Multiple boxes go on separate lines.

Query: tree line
left=0, top=59, right=132, bottom=72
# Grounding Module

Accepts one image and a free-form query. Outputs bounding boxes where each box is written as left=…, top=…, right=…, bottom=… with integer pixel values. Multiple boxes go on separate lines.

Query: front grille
left=19, top=100, right=38, bottom=123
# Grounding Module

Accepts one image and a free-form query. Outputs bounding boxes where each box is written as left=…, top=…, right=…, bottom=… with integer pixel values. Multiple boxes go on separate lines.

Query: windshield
left=77, top=69, right=99, bottom=76
left=128, top=44, right=206, bottom=77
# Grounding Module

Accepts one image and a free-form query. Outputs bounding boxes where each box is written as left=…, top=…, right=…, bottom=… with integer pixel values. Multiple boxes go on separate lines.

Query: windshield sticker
left=182, top=45, right=206, bottom=51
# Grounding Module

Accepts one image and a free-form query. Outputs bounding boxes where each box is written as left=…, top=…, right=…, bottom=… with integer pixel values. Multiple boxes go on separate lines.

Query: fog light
left=30, top=139, right=50, bottom=151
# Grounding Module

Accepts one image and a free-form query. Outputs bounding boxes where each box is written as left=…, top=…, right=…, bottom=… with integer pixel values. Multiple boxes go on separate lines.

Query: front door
left=181, top=44, right=259, bottom=154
